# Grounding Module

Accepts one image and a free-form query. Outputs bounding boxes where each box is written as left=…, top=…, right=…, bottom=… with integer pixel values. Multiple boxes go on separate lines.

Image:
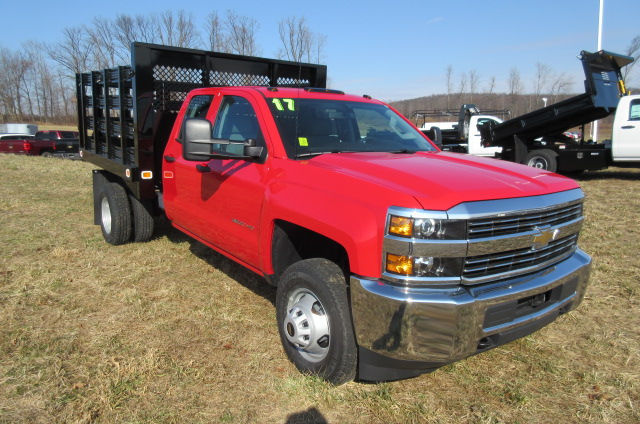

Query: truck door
left=612, top=97, right=640, bottom=161
left=165, top=92, right=267, bottom=269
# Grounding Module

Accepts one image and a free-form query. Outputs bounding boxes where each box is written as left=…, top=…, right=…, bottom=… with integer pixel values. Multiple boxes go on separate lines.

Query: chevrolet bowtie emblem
left=532, top=226, right=559, bottom=250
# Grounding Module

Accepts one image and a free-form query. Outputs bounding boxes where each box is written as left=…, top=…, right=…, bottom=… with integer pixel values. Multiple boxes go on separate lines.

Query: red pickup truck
left=0, top=130, right=79, bottom=157
left=0, top=134, right=54, bottom=155
left=77, top=43, right=592, bottom=384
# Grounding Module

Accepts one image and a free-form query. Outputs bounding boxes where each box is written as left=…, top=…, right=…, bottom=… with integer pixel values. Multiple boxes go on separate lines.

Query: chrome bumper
left=350, top=249, right=591, bottom=364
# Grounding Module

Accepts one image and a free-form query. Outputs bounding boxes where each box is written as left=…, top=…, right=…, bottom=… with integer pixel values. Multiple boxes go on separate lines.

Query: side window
left=179, top=94, right=214, bottom=141
left=211, top=96, right=264, bottom=155
left=629, top=99, right=640, bottom=121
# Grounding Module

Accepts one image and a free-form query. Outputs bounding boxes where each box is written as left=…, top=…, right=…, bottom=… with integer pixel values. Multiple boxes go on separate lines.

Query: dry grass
left=30, top=123, right=78, bottom=132
left=0, top=155, right=638, bottom=423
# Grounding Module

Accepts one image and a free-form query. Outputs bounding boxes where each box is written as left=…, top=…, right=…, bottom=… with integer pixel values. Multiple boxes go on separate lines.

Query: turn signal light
left=389, top=216, right=413, bottom=237
left=386, top=254, right=413, bottom=275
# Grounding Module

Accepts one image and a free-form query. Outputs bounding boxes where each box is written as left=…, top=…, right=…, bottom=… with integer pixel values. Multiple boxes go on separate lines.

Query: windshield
left=268, top=98, right=436, bottom=158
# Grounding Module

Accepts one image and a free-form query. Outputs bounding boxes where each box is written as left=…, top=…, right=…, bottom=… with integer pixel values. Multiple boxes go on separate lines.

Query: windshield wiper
left=295, top=150, right=359, bottom=159
left=389, top=149, right=417, bottom=154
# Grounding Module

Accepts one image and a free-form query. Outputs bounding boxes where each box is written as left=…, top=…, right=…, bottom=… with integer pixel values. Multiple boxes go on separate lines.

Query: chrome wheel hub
left=528, top=157, right=548, bottom=169
left=284, top=288, right=330, bottom=363
left=101, top=197, right=112, bottom=234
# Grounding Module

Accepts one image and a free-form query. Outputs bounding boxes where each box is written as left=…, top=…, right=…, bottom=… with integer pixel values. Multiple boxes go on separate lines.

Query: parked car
left=0, top=133, right=54, bottom=155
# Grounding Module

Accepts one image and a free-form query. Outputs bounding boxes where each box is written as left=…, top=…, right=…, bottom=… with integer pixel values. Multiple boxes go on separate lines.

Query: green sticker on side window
left=298, top=137, right=308, bottom=146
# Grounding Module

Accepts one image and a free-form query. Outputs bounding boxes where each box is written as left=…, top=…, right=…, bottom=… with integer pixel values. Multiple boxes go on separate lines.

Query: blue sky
left=2, top=0, right=639, bottom=101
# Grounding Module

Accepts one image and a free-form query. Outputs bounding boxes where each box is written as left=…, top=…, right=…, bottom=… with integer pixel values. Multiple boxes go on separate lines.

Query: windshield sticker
left=272, top=99, right=284, bottom=111
left=272, top=98, right=295, bottom=112
left=298, top=137, right=308, bottom=146
left=283, top=99, right=295, bottom=111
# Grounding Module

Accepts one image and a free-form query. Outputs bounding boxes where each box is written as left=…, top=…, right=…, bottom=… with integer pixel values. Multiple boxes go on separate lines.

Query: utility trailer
left=76, top=42, right=327, bottom=215
left=481, top=50, right=633, bottom=173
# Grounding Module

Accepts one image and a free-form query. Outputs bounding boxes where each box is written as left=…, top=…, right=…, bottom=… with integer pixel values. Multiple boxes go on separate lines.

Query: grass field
left=0, top=155, right=638, bottom=423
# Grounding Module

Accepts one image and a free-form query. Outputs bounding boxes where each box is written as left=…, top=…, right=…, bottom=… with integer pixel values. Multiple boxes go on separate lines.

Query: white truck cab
left=419, top=112, right=504, bottom=157
left=611, top=94, right=640, bottom=162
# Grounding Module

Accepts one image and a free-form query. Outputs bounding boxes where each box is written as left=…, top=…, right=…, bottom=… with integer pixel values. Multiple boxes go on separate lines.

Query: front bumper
left=350, top=249, right=591, bottom=381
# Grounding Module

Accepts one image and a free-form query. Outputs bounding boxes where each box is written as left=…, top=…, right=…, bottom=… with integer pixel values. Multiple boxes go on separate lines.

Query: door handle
left=621, top=125, right=635, bottom=129
left=196, top=164, right=211, bottom=173
left=164, top=155, right=176, bottom=162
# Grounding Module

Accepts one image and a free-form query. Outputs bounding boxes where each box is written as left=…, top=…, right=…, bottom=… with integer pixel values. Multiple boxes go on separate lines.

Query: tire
left=276, top=258, right=357, bottom=385
left=98, top=182, right=132, bottom=245
left=525, top=149, right=557, bottom=172
left=129, top=194, right=154, bottom=242
left=41, top=151, right=53, bottom=158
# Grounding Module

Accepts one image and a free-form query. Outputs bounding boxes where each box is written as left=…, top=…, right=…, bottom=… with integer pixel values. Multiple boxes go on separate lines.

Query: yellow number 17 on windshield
left=272, top=98, right=295, bottom=111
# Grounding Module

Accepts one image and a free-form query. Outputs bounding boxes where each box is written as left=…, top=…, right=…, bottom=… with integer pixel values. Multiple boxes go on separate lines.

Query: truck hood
left=307, top=151, right=579, bottom=210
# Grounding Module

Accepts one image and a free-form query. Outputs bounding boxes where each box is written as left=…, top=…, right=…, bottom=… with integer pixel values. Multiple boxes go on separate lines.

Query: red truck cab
left=77, top=43, right=591, bottom=384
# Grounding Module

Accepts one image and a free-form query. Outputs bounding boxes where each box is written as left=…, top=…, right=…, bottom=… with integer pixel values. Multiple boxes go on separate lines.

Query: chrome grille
left=463, top=234, right=578, bottom=280
left=468, top=202, right=582, bottom=239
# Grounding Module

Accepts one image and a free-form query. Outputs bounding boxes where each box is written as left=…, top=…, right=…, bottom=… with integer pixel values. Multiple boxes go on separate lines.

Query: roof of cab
left=251, top=86, right=382, bottom=104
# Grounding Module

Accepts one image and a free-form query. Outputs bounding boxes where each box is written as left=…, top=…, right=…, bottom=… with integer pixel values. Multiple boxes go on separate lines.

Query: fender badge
left=532, top=226, right=559, bottom=250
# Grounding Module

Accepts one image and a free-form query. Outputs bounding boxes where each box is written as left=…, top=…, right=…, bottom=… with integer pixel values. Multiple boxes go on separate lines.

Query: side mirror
left=183, top=118, right=265, bottom=161
left=243, top=138, right=264, bottom=158
left=184, top=118, right=215, bottom=161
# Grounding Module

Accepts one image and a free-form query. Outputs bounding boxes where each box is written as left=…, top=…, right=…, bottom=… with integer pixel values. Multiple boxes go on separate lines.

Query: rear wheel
left=525, top=149, right=557, bottom=172
left=276, top=258, right=357, bottom=385
left=99, top=182, right=131, bottom=245
left=129, top=194, right=154, bottom=242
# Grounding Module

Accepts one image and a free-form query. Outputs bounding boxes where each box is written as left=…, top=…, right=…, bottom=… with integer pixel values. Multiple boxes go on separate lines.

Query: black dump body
left=76, top=42, right=327, bottom=200
left=481, top=50, right=633, bottom=168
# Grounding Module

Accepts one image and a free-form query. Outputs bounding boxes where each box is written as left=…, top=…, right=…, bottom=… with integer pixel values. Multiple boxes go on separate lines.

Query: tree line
left=0, top=10, right=326, bottom=124
left=1, top=12, right=638, bottom=126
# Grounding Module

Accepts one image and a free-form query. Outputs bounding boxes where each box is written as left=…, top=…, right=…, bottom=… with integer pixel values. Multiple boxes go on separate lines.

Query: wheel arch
left=270, top=220, right=351, bottom=284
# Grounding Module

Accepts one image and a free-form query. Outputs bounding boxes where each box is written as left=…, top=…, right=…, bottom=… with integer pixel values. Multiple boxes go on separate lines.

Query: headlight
left=385, top=254, right=463, bottom=277
left=388, top=215, right=466, bottom=239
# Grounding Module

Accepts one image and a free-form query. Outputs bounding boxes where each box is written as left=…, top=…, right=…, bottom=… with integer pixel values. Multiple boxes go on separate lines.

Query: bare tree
left=48, top=26, right=92, bottom=75
left=508, top=67, right=522, bottom=115
left=468, top=69, right=479, bottom=102
left=445, top=65, right=453, bottom=108
left=508, top=68, right=522, bottom=95
left=276, top=16, right=326, bottom=64
left=86, top=17, right=118, bottom=69
left=112, top=14, right=159, bottom=63
left=206, top=11, right=226, bottom=52
left=486, top=76, right=496, bottom=95
left=157, top=10, right=199, bottom=48
left=313, top=34, right=327, bottom=64
left=278, top=16, right=309, bottom=62
left=457, top=72, right=467, bottom=103
left=622, top=35, right=640, bottom=83
left=225, top=11, right=259, bottom=56
left=531, top=62, right=551, bottom=110
left=549, top=73, right=572, bottom=103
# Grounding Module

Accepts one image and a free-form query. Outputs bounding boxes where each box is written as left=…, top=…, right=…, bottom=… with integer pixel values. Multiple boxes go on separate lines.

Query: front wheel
left=525, top=149, right=557, bottom=172
left=276, top=258, right=357, bottom=385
